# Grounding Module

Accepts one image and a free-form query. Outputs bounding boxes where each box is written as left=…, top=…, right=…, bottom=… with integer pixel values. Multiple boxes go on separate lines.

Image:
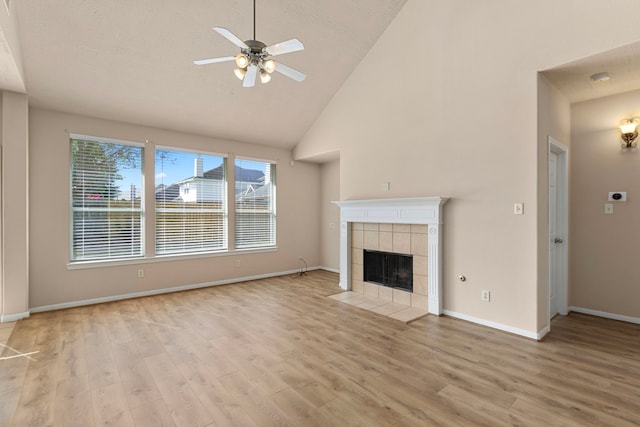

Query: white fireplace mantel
left=333, top=197, right=449, bottom=315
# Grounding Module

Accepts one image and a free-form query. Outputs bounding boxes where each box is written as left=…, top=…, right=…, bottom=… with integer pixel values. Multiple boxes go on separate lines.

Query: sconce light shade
left=619, top=118, right=640, bottom=148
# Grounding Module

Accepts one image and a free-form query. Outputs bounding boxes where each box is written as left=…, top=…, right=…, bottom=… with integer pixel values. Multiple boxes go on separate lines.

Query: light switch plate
left=514, top=203, right=524, bottom=215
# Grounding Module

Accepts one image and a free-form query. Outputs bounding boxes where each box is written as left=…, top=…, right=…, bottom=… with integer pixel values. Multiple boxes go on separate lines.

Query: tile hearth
left=328, top=291, right=429, bottom=323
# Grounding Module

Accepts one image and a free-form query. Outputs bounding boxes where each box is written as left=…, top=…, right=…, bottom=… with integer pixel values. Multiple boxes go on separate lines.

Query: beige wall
left=1, top=91, right=29, bottom=320
left=294, top=0, right=640, bottom=334
left=320, top=159, right=340, bottom=270
left=570, top=89, right=640, bottom=318
left=536, top=75, right=571, bottom=330
left=29, top=108, right=321, bottom=309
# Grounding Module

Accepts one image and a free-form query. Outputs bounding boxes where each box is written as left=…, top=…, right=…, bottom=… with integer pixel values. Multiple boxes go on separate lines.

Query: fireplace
left=333, top=197, right=448, bottom=315
left=363, top=250, right=413, bottom=292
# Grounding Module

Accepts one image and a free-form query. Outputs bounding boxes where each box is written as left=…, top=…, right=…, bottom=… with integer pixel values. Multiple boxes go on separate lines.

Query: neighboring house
left=160, top=159, right=266, bottom=204
left=237, top=182, right=273, bottom=208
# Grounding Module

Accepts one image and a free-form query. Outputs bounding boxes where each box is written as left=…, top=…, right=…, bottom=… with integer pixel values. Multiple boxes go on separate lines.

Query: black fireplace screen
left=363, top=250, right=413, bottom=292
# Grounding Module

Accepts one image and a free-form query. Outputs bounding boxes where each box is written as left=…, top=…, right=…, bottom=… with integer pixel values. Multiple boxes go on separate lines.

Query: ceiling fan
left=193, top=0, right=306, bottom=87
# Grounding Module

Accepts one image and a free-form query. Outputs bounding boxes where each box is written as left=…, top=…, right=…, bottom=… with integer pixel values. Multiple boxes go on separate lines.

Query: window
left=235, top=158, right=276, bottom=249
left=155, top=149, right=227, bottom=255
left=71, top=136, right=144, bottom=261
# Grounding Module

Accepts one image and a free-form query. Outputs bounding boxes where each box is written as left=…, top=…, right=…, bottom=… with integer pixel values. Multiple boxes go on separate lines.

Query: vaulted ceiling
left=12, top=0, right=407, bottom=149
left=9, top=1, right=640, bottom=151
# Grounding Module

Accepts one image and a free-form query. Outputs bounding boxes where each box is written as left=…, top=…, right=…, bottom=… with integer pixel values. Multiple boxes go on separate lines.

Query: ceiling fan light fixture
left=234, top=67, right=247, bottom=80
left=235, top=53, right=250, bottom=68
left=193, top=2, right=306, bottom=86
left=264, top=59, right=276, bottom=73
left=260, top=69, right=271, bottom=84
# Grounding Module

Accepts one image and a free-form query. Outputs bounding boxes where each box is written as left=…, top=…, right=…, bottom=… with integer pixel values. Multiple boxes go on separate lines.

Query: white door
left=549, top=151, right=559, bottom=317
left=549, top=138, right=568, bottom=319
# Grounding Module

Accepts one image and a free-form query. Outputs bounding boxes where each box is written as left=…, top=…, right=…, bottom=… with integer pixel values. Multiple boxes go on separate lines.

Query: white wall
left=294, top=0, right=640, bottom=335
left=570, top=89, right=640, bottom=319
left=29, top=108, right=321, bottom=309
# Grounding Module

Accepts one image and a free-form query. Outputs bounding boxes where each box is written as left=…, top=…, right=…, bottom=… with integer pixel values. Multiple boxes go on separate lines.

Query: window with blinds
left=70, top=136, right=144, bottom=261
left=235, top=158, right=276, bottom=249
left=155, top=148, right=227, bottom=255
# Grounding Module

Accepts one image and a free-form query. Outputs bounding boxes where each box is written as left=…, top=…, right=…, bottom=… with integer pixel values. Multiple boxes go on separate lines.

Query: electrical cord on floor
left=296, top=256, right=308, bottom=277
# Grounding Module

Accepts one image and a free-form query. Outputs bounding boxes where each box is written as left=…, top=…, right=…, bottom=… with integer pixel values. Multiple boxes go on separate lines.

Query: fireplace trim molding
left=333, top=197, right=449, bottom=315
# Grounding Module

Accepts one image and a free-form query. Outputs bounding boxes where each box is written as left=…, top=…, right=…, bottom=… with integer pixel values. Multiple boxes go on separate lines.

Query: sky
left=118, top=150, right=267, bottom=196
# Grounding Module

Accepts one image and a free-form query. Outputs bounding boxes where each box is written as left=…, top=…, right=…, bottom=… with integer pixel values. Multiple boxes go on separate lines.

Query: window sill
left=66, top=247, right=278, bottom=270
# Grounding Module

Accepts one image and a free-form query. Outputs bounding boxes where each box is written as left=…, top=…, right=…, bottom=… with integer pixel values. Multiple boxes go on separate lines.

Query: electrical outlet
left=137, top=269, right=144, bottom=278
left=235, top=260, right=241, bottom=268
left=604, top=203, right=614, bottom=215
left=481, top=290, right=490, bottom=302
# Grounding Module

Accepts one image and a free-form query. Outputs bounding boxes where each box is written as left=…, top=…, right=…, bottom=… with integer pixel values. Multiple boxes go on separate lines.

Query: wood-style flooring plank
left=144, top=352, right=214, bottom=427
left=2, top=270, right=640, bottom=426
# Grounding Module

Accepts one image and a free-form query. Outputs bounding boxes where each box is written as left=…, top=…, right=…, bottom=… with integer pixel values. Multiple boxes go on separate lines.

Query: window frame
left=154, top=146, right=229, bottom=256
left=66, top=140, right=280, bottom=269
left=234, top=157, right=277, bottom=250
left=69, top=134, right=145, bottom=262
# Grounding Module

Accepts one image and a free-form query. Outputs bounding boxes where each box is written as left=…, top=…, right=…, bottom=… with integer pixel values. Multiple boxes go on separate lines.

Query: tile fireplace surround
left=333, top=197, right=448, bottom=315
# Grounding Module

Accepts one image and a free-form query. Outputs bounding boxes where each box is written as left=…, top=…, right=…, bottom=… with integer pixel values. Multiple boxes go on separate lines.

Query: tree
left=71, top=139, right=141, bottom=204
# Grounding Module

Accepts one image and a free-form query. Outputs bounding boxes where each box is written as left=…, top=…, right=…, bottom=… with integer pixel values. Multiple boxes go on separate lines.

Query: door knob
left=554, top=238, right=563, bottom=244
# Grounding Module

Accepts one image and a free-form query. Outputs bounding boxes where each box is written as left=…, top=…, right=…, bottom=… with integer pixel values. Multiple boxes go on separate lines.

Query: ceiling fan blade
left=275, top=62, right=306, bottom=82
left=193, top=56, right=235, bottom=65
left=243, top=65, right=258, bottom=87
left=213, top=27, right=249, bottom=49
left=265, top=39, right=304, bottom=56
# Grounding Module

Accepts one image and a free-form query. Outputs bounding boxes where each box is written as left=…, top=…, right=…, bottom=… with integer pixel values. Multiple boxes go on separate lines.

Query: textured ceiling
left=543, top=41, right=640, bottom=104
left=13, top=0, right=407, bottom=149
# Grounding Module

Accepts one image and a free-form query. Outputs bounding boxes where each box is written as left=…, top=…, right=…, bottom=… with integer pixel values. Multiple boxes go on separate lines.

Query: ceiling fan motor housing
left=243, top=40, right=269, bottom=62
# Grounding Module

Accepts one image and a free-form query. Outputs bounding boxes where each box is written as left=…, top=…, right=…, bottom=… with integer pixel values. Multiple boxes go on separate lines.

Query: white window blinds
left=71, top=137, right=144, bottom=261
left=155, top=149, right=227, bottom=255
left=235, top=158, right=276, bottom=249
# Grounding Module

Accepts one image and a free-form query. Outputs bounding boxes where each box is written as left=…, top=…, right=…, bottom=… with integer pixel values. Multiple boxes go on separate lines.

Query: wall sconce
left=619, top=118, right=639, bottom=148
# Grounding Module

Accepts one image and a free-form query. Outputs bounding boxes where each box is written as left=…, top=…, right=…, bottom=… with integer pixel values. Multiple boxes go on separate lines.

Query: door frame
left=548, top=137, right=569, bottom=319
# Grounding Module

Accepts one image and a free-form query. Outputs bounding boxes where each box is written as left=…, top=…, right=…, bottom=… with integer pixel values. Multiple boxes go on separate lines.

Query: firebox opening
left=363, top=249, right=413, bottom=292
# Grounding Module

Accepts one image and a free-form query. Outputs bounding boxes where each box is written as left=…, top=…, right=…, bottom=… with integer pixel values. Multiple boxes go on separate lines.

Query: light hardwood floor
left=1, top=270, right=640, bottom=426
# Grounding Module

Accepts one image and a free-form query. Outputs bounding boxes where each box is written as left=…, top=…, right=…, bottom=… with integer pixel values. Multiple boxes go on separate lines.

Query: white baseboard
left=443, top=309, right=540, bottom=340
left=1, top=311, right=30, bottom=323
left=569, top=306, right=640, bottom=325
left=537, top=324, right=551, bottom=340
left=30, top=268, right=301, bottom=314
left=319, top=266, right=339, bottom=273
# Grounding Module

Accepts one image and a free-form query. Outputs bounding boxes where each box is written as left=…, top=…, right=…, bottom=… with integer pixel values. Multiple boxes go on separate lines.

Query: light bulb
left=620, top=118, right=639, bottom=135
left=234, top=67, right=246, bottom=80
left=260, top=70, right=271, bottom=84
left=263, top=59, right=276, bottom=73
left=235, top=53, right=249, bottom=68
